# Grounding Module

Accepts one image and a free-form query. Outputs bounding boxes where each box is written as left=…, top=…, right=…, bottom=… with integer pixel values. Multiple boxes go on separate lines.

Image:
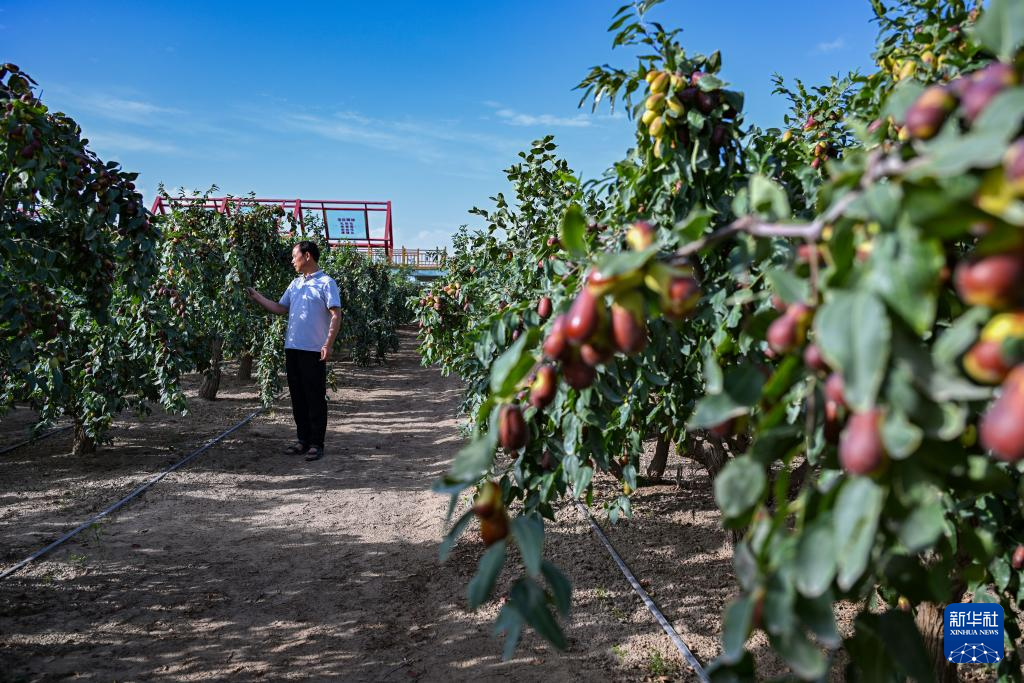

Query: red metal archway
left=150, top=196, right=394, bottom=259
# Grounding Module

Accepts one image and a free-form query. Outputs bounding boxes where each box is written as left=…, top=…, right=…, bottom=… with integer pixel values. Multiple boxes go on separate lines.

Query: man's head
left=291, top=241, right=320, bottom=274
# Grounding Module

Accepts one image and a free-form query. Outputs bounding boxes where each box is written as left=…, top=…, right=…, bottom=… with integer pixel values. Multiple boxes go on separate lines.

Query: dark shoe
left=304, top=446, right=324, bottom=461
left=286, top=441, right=310, bottom=455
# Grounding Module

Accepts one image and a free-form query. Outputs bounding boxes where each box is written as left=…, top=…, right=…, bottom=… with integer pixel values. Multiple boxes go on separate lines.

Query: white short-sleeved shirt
left=278, top=270, right=341, bottom=352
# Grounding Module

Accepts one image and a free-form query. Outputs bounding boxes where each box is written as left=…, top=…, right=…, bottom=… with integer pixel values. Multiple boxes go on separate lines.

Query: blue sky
left=4, top=1, right=879, bottom=249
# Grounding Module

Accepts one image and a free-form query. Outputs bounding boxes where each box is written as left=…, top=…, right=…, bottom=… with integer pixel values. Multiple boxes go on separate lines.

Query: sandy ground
left=0, top=329, right=960, bottom=681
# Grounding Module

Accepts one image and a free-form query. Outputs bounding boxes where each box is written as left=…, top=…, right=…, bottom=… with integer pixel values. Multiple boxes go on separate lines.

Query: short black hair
left=295, top=240, right=320, bottom=262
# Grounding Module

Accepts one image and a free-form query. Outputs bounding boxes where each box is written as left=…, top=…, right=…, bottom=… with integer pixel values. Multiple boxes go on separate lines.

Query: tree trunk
left=646, top=434, right=671, bottom=481
left=788, top=460, right=811, bottom=499
left=684, top=431, right=731, bottom=481
left=198, top=337, right=223, bottom=400
left=915, top=602, right=958, bottom=683
left=237, top=352, right=253, bottom=381
left=72, top=421, right=95, bottom=455
left=682, top=431, right=739, bottom=544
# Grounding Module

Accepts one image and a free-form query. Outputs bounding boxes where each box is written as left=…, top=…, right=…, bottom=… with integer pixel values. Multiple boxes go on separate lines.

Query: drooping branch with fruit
left=426, top=0, right=1024, bottom=679
left=0, top=65, right=189, bottom=454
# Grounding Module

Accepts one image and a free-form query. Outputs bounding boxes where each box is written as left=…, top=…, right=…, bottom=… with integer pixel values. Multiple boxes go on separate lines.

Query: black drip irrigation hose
left=574, top=499, right=710, bottom=683
left=0, top=393, right=284, bottom=583
left=0, top=424, right=73, bottom=456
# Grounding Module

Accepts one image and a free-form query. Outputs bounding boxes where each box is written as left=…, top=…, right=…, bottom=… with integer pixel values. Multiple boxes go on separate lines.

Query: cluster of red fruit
left=764, top=252, right=1024, bottom=473
left=781, top=109, right=841, bottom=171
left=764, top=240, right=1024, bottom=474
left=156, top=284, right=186, bottom=319
left=896, top=61, right=1019, bottom=141
left=763, top=297, right=884, bottom=475
left=0, top=63, right=36, bottom=106
left=418, top=281, right=465, bottom=314
left=493, top=222, right=701, bottom=458
left=640, top=68, right=734, bottom=159
left=9, top=124, right=41, bottom=159
left=955, top=250, right=1024, bottom=462
left=539, top=223, right=698, bottom=391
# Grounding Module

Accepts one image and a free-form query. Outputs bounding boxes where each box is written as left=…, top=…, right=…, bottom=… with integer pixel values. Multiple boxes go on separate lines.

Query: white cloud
left=273, top=110, right=519, bottom=179
left=74, top=95, right=184, bottom=124
left=85, top=131, right=183, bottom=156
left=493, top=108, right=592, bottom=128
left=284, top=112, right=420, bottom=156
left=815, top=37, right=845, bottom=53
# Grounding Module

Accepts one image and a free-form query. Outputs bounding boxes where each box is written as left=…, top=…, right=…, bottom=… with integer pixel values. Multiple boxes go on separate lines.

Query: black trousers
left=285, top=349, right=328, bottom=448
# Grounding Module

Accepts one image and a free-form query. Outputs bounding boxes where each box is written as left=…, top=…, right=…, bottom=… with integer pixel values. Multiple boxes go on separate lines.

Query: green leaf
left=796, top=592, right=841, bottom=649
left=696, top=74, right=725, bottom=91
left=898, top=500, right=945, bottom=553
left=866, top=230, right=944, bottom=335
left=720, top=594, right=755, bottom=664
left=748, top=425, right=802, bottom=465
left=794, top=513, right=837, bottom=598
left=933, top=307, right=989, bottom=367
left=733, top=542, right=758, bottom=591
left=688, top=365, right=764, bottom=429
left=767, top=629, right=827, bottom=680
left=852, top=182, right=902, bottom=227
left=973, top=585, right=999, bottom=604
left=559, top=204, right=587, bottom=258
left=703, top=345, right=723, bottom=394
left=489, top=327, right=538, bottom=396
left=814, top=290, right=891, bottom=413
left=714, top=456, right=766, bottom=520
left=508, top=577, right=568, bottom=649
left=971, top=0, right=1024, bottom=60
left=834, top=477, right=884, bottom=591
left=510, top=514, right=544, bottom=577
left=910, top=91, right=1024, bottom=179
left=592, top=245, right=657, bottom=278
left=760, top=356, right=802, bottom=405
left=882, top=79, right=926, bottom=123
left=674, top=208, right=712, bottom=243
left=846, top=613, right=898, bottom=680
left=439, top=508, right=475, bottom=561
left=541, top=560, right=572, bottom=617
left=749, top=174, right=790, bottom=219
left=990, top=555, right=1011, bottom=593
left=494, top=603, right=524, bottom=660
left=467, top=539, right=507, bottom=609
left=564, top=455, right=594, bottom=498
left=766, top=268, right=809, bottom=305
left=874, top=611, right=937, bottom=683
left=973, top=88, right=1024, bottom=136
left=449, top=437, right=495, bottom=483
left=763, top=572, right=797, bottom=636
left=881, top=409, right=923, bottom=459
left=622, top=462, right=637, bottom=491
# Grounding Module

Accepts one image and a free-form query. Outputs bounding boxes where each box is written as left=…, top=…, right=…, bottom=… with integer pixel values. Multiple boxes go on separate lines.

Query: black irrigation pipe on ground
left=574, top=499, right=710, bottom=683
left=0, top=424, right=73, bottom=457
left=0, top=393, right=285, bottom=583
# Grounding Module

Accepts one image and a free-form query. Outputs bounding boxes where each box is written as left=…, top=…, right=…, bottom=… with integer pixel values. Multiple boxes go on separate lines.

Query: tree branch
left=676, top=150, right=919, bottom=258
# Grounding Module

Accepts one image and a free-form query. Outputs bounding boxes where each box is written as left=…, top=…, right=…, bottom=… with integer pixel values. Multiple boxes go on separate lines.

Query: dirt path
left=3, top=332, right=748, bottom=682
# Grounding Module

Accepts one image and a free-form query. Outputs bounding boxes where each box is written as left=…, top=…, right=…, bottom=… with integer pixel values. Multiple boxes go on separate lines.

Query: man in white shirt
left=247, top=241, right=341, bottom=461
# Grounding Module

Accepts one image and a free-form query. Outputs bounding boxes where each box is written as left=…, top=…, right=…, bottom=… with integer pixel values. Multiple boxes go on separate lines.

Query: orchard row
left=1, top=67, right=415, bottom=454
left=416, top=1, right=1024, bottom=679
